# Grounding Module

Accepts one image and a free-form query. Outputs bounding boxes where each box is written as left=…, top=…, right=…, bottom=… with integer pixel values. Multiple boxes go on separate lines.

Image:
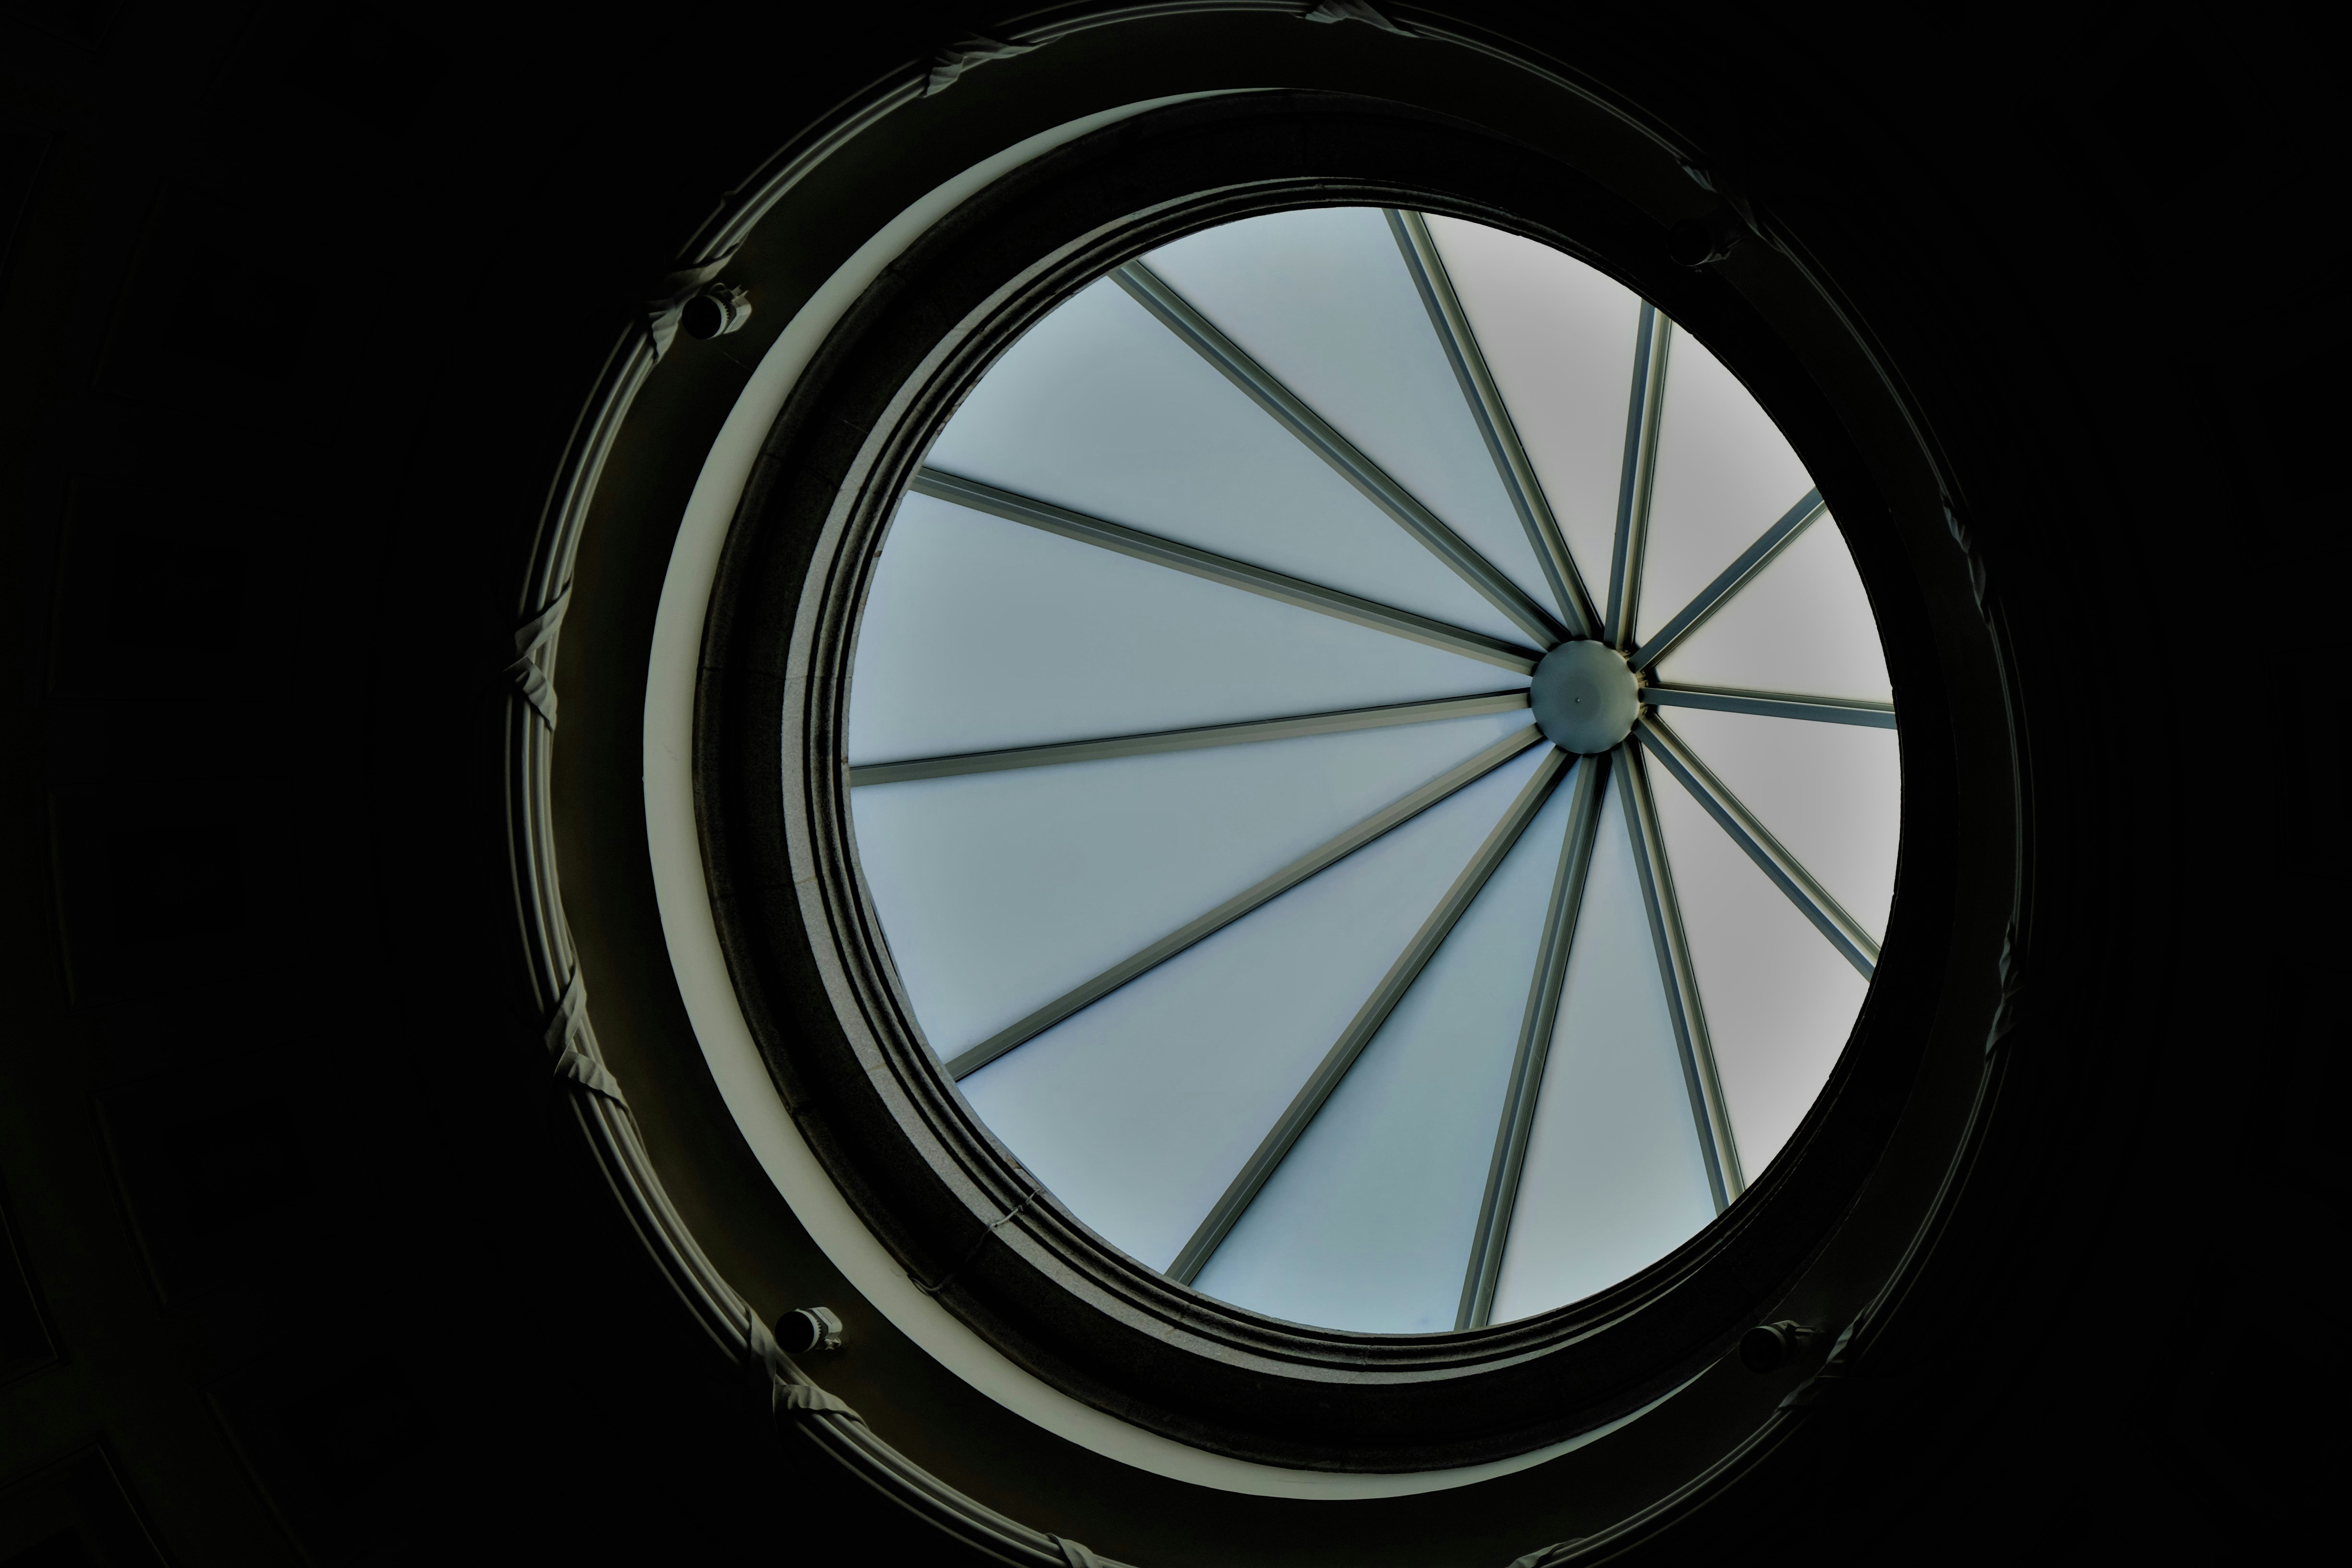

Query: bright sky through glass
left=843, top=207, right=1899, bottom=1333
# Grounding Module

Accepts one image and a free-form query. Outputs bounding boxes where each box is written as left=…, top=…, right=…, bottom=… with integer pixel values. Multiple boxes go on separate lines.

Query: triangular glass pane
left=1649, top=766, right=1868, bottom=1177
left=849, top=493, right=1527, bottom=762
left=852, top=709, right=1539, bottom=1058
left=960, top=747, right=1548, bottom=1274
left=1637, top=333, right=1817, bottom=649
left=926, top=277, right=1522, bottom=644
left=1490, top=769, right=1718, bottom=1322
left=1423, top=215, right=1642, bottom=605
left=1653, top=515, right=1892, bottom=703
left=1191, top=748, right=1570, bottom=1332
left=1142, top=208, right=1557, bottom=616
left=1652, top=708, right=1899, bottom=941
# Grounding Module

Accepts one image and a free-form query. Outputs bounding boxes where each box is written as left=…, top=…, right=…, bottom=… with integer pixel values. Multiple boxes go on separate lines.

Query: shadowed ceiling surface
left=0, top=4, right=2333, bottom=1563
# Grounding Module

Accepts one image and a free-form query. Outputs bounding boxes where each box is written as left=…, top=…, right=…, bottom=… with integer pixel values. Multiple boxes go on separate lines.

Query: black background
left=0, top=3, right=2335, bottom=1563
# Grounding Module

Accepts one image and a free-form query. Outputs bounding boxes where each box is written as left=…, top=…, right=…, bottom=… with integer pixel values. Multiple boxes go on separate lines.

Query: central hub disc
left=1531, top=639, right=1640, bottom=754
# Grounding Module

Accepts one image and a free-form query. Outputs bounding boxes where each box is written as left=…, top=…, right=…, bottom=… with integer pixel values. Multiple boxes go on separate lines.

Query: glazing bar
left=1168, top=747, right=1573, bottom=1284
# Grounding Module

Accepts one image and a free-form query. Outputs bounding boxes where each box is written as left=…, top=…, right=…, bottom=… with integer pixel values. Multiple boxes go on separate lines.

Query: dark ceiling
left=0, top=3, right=2334, bottom=1564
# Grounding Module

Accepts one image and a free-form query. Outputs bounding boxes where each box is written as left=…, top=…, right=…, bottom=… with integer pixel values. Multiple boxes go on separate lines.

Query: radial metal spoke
left=943, top=725, right=1550, bottom=1080
left=1616, top=741, right=1741, bottom=1212
left=850, top=690, right=1531, bottom=787
left=1110, top=260, right=1569, bottom=650
left=1641, top=683, right=1895, bottom=730
left=1168, top=746, right=1573, bottom=1285
left=1628, top=490, right=1825, bottom=671
left=912, top=468, right=1539, bottom=674
left=1456, top=749, right=1609, bottom=1330
left=1603, top=305, right=1673, bottom=649
left=1386, top=209, right=1599, bottom=638
left=1634, top=713, right=1879, bottom=979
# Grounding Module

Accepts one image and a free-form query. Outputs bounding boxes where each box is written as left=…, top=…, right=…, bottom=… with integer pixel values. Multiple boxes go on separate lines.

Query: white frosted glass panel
left=1142, top=209, right=1554, bottom=614
left=961, top=751, right=1544, bottom=1272
left=1424, top=215, right=1642, bottom=600
left=853, top=710, right=1536, bottom=1056
left=844, top=210, right=1896, bottom=1336
left=1656, top=708, right=1900, bottom=942
left=1649, top=770, right=1867, bottom=1177
left=925, top=277, right=1520, bottom=643
left=1654, top=517, right=1891, bottom=704
left=1638, top=334, right=1816, bottom=648
left=1491, top=772, right=1717, bottom=1322
left=1193, top=750, right=1569, bottom=1333
left=849, top=494, right=1524, bottom=762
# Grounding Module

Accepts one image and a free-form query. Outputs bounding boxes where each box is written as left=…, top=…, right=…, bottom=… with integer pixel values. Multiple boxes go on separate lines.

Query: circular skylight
left=841, top=207, right=1898, bottom=1335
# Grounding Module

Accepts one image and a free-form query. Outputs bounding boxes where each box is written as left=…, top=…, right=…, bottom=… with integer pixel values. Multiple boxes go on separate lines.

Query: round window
left=845, top=205, right=1897, bottom=1335
left=695, top=93, right=1963, bottom=1471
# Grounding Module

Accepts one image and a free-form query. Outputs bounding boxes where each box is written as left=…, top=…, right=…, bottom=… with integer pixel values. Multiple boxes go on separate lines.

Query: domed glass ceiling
left=842, top=208, right=1897, bottom=1334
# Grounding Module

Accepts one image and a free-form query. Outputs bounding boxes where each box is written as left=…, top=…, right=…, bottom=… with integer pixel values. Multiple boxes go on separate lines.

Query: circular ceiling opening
left=841, top=204, right=1899, bottom=1336
left=692, top=90, right=1974, bottom=1470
